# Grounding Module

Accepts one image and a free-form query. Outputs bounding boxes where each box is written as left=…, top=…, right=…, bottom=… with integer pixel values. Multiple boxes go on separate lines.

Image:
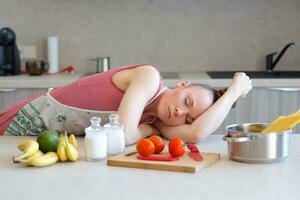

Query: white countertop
left=1, top=72, right=300, bottom=88
left=164, top=72, right=300, bottom=87
left=1, top=135, right=300, bottom=200
left=0, top=73, right=85, bottom=88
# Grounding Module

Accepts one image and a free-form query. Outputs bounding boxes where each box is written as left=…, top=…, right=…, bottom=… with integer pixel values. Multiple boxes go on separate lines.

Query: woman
left=0, top=64, right=252, bottom=145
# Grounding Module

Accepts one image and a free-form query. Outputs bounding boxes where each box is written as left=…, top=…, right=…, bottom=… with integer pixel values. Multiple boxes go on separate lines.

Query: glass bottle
left=84, top=116, right=107, bottom=161
left=104, top=114, right=125, bottom=155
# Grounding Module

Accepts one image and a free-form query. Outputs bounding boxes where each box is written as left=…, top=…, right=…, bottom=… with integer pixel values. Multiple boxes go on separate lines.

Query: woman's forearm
left=189, top=87, right=240, bottom=142
left=124, top=124, right=158, bottom=145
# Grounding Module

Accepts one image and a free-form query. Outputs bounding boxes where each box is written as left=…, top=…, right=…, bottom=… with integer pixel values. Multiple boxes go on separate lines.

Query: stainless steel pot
left=223, top=123, right=291, bottom=163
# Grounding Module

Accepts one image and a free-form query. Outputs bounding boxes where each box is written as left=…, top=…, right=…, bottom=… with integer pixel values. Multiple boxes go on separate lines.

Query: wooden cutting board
left=107, top=150, right=220, bottom=173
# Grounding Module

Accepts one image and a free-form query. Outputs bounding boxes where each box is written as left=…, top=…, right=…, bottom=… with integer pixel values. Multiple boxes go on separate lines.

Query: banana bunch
left=57, top=133, right=79, bottom=162
left=13, top=140, right=58, bottom=167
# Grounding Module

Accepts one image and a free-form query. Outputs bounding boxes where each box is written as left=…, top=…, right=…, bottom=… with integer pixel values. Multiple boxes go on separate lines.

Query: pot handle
left=223, top=135, right=255, bottom=142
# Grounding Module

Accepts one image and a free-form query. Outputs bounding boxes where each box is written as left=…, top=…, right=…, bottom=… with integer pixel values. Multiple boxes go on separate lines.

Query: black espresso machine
left=0, top=27, right=21, bottom=76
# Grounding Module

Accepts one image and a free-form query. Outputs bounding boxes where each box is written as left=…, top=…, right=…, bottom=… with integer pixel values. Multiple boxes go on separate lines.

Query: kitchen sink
left=207, top=71, right=300, bottom=79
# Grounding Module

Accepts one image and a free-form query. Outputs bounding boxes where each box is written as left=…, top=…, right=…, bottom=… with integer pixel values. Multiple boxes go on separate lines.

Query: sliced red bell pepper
left=137, top=155, right=179, bottom=162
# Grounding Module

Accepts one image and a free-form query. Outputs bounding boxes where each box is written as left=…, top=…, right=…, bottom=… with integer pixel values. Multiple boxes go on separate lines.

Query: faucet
left=266, top=42, right=295, bottom=72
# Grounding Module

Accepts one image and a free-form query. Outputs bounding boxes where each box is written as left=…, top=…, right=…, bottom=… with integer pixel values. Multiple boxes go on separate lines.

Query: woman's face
left=157, top=83, right=214, bottom=126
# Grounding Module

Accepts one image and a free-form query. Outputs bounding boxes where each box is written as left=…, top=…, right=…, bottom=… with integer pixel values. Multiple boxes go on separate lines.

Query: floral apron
left=4, top=88, right=116, bottom=136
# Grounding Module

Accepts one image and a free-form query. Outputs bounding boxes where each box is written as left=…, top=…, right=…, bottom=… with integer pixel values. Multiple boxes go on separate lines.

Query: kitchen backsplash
left=0, top=0, right=299, bottom=73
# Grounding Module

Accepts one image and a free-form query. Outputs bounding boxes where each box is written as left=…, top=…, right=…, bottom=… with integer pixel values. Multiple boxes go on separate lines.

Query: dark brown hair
left=190, top=83, right=236, bottom=108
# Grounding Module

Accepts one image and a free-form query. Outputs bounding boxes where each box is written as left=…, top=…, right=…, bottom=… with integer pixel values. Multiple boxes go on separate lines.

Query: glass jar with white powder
left=104, top=114, right=125, bottom=155
left=84, top=116, right=107, bottom=161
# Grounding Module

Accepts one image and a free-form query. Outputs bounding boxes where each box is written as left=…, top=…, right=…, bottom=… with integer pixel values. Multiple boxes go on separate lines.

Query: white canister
left=84, top=116, right=107, bottom=161
left=47, top=36, right=59, bottom=73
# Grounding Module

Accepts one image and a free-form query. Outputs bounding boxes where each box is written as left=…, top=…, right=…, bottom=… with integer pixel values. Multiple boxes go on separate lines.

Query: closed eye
left=185, top=97, right=191, bottom=107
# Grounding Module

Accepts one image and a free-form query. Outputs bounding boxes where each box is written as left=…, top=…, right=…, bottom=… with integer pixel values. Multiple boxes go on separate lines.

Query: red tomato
left=168, top=138, right=185, bottom=157
left=136, top=139, right=155, bottom=157
left=148, top=135, right=165, bottom=154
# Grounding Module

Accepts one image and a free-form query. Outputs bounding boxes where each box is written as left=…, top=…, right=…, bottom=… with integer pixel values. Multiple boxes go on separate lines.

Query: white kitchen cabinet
left=214, top=87, right=300, bottom=135
left=0, top=88, right=47, bottom=111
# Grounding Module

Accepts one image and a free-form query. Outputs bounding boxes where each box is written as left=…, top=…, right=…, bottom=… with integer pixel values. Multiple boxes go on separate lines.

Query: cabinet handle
left=0, top=89, right=17, bottom=92
left=267, top=87, right=300, bottom=92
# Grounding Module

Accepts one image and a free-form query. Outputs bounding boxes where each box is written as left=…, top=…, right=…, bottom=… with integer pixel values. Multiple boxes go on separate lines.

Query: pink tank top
left=0, top=65, right=164, bottom=135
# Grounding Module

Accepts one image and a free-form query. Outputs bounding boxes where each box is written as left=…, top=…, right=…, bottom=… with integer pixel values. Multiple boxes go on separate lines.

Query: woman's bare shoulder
left=112, top=65, right=160, bottom=92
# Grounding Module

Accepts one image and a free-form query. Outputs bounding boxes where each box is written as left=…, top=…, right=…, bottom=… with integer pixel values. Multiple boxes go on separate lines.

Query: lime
left=36, top=130, right=59, bottom=153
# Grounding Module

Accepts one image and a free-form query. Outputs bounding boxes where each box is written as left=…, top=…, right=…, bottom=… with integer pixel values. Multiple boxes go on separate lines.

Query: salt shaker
left=84, top=116, right=107, bottom=161
left=104, top=114, right=125, bottom=155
